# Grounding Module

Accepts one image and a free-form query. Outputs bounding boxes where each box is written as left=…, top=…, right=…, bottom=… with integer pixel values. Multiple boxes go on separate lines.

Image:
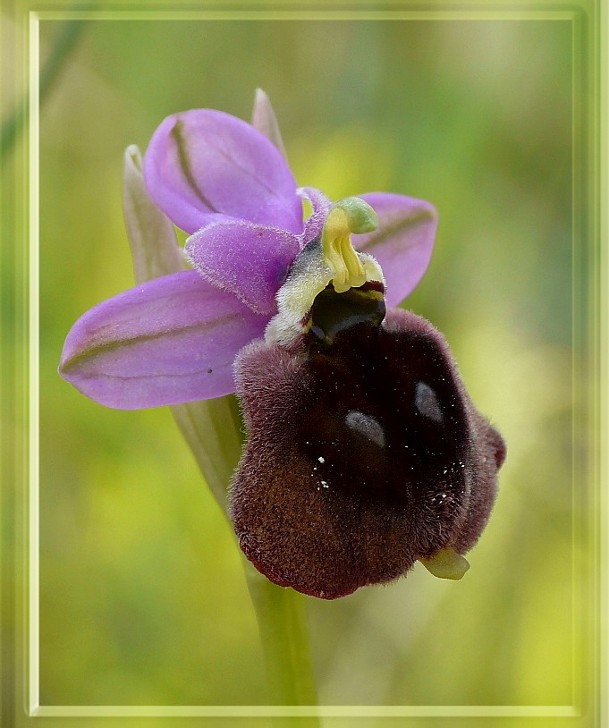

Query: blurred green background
left=31, top=12, right=586, bottom=726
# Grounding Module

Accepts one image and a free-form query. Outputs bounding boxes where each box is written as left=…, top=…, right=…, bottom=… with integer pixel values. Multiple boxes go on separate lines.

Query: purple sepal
left=143, top=109, right=303, bottom=234
left=354, top=193, right=438, bottom=306
left=185, top=221, right=301, bottom=316
left=59, top=270, right=268, bottom=409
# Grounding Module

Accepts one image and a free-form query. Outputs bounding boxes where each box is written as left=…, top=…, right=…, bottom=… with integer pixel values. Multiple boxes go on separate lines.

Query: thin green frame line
left=32, top=11, right=577, bottom=21
left=32, top=704, right=581, bottom=718
left=600, top=1, right=609, bottom=727
left=28, top=8, right=41, bottom=717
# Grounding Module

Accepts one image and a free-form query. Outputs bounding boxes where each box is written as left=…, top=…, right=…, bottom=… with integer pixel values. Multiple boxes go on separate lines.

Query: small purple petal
left=59, top=271, right=268, bottom=409
left=297, top=186, right=331, bottom=216
left=143, top=109, right=303, bottom=234
left=297, top=186, right=332, bottom=243
left=353, top=193, right=438, bottom=306
left=185, top=221, right=300, bottom=316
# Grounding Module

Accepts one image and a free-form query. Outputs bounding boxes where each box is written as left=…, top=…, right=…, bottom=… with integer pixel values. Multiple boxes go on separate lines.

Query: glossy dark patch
left=299, top=321, right=469, bottom=506
left=309, top=283, right=386, bottom=347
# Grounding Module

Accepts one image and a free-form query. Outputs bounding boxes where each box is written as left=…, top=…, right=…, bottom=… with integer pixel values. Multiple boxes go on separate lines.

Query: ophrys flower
left=59, top=91, right=505, bottom=599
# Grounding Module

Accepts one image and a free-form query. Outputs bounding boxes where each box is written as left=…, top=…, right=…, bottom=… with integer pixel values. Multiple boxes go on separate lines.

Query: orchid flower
left=60, top=91, right=505, bottom=600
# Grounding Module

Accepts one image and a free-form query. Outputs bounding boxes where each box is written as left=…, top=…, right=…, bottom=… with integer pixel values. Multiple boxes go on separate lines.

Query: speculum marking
left=415, top=381, right=443, bottom=423
left=345, top=410, right=386, bottom=448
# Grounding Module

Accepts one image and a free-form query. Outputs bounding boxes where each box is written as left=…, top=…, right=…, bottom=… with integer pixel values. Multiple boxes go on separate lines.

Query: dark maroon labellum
left=230, top=307, right=505, bottom=600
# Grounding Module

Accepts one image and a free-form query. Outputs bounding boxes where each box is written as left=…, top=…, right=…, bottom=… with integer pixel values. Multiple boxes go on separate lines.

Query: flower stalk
left=178, top=394, right=321, bottom=719
left=245, top=568, right=319, bottom=709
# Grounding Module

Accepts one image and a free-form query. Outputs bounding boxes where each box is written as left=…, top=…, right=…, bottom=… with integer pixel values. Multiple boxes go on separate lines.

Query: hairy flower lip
left=231, top=308, right=505, bottom=599
left=238, top=535, right=362, bottom=600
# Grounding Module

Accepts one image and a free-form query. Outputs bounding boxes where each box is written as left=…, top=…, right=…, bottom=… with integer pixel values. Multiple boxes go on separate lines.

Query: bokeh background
left=33, top=12, right=588, bottom=726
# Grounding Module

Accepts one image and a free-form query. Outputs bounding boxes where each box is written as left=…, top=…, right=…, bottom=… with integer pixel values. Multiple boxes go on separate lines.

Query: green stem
left=244, top=565, right=319, bottom=706
left=171, top=396, right=320, bottom=722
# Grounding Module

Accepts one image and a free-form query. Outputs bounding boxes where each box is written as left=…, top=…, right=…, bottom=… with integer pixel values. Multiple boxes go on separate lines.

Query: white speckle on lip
left=318, top=456, right=325, bottom=464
